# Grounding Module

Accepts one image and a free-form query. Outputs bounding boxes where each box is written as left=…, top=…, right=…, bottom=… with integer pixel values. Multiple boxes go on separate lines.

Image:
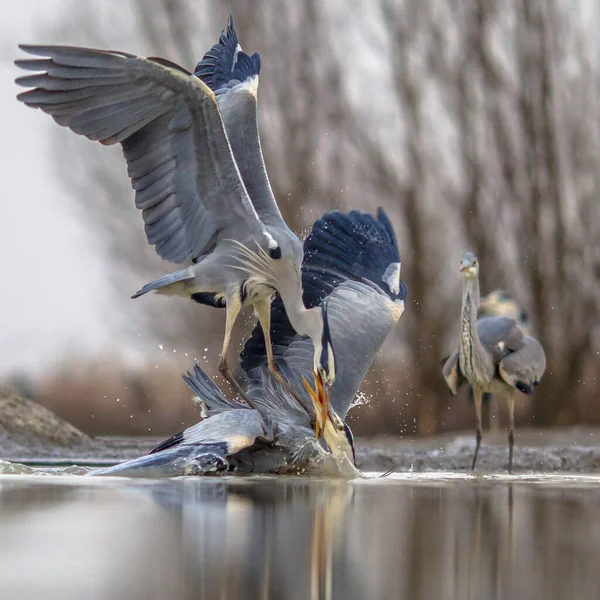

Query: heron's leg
left=218, top=293, right=255, bottom=409
left=507, top=388, right=516, bottom=473
left=254, top=298, right=311, bottom=416
left=486, top=393, right=499, bottom=432
left=253, top=298, right=278, bottom=378
left=472, top=387, right=483, bottom=471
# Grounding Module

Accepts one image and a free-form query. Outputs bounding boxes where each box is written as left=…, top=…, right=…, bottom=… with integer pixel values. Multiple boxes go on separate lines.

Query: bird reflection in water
left=0, top=477, right=599, bottom=598
left=143, top=478, right=355, bottom=600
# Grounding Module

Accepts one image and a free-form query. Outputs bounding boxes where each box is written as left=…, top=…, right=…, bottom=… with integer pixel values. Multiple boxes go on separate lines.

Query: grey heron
left=93, top=208, right=406, bottom=477
left=442, top=252, right=546, bottom=472
left=14, top=15, right=326, bottom=405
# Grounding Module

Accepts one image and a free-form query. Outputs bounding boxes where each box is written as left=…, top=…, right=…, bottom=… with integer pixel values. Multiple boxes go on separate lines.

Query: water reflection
left=0, top=474, right=598, bottom=599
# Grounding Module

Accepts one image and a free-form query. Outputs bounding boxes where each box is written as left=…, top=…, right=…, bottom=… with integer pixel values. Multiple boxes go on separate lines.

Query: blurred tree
left=42, top=0, right=600, bottom=434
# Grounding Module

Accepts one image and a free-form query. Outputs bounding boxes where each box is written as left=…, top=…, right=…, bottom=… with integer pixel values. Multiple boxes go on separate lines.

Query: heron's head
left=459, top=252, right=479, bottom=279
left=302, top=367, right=356, bottom=469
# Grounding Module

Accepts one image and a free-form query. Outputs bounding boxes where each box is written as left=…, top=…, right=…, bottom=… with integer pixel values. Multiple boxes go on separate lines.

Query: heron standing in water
left=93, top=209, right=406, bottom=477
left=15, top=15, right=329, bottom=404
left=442, top=252, right=546, bottom=472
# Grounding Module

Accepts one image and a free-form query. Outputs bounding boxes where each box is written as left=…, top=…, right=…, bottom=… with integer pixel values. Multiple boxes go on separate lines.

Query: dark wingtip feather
left=150, top=430, right=184, bottom=454
left=241, top=209, right=404, bottom=375
left=376, top=207, right=399, bottom=253
left=194, top=14, right=260, bottom=93
left=303, top=209, right=402, bottom=301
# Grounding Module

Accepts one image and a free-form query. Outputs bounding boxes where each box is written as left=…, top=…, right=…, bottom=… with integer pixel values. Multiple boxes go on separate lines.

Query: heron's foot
left=267, top=361, right=289, bottom=388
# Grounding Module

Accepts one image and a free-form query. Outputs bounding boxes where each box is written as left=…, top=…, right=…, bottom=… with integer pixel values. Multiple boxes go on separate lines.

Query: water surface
left=0, top=472, right=598, bottom=599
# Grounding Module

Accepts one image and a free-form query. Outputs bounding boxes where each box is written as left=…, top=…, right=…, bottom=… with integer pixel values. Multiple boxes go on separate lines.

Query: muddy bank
left=357, top=429, right=600, bottom=473
left=0, top=386, right=151, bottom=463
left=1, top=387, right=600, bottom=472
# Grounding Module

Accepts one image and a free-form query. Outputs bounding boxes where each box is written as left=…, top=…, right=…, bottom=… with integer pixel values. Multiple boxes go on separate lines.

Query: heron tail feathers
left=131, top=269, right=193, bottom=298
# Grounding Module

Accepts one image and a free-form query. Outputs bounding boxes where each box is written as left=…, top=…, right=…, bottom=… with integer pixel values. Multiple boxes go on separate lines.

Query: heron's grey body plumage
left=442, top=252, right=546, bottom=471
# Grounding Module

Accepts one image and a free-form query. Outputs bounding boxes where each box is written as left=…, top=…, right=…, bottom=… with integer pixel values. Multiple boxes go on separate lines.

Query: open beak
left=459, top=265, right=470, bottom=273
left=302, top=369, right=331, bottom=439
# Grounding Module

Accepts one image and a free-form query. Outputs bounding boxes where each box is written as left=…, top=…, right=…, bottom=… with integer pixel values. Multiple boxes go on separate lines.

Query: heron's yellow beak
left=302, top=369, right=331, bottom=439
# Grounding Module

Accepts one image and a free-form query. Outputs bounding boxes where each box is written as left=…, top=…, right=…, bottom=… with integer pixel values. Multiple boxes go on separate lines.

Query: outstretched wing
left=241, top=208, right=406, bottom=420
left=15, top=45, right=271, bottom=263
left=93, top=409, right=270, bottom=478
left=194, top=14, right=285, bottom=229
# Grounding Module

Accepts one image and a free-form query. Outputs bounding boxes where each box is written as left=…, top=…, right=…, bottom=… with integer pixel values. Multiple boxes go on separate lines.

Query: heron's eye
left=269, top=247, right=282, bottom=260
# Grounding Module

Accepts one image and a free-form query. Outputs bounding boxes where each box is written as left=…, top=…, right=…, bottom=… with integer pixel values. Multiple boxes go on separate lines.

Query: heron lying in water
left=15, top=14, right=329, bottom=406
left=94, top=209, right=406, bottom=477
left=442, top=252, right=546, bottom=472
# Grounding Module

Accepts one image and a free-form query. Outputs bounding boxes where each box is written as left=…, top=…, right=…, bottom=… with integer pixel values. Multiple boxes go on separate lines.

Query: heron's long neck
left=278, top=286, right=323, bottom=345
left=459, top=276, right=493, bottom=381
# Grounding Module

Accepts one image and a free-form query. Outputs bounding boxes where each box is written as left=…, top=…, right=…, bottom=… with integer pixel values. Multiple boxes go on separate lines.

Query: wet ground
left=0, top=472, right=598, bottom=600
left=3, top=387, right=600, bottom=473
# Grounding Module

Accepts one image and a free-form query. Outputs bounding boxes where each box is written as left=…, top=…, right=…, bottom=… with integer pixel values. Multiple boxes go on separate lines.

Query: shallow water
left=0, top=471, right=598, bottom=599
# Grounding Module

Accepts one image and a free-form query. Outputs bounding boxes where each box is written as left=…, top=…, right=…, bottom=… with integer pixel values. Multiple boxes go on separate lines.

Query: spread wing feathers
left=92, top=410, right=270, bottom=478
left=182, top=363, right=244, bottom=416
left=194, top=12, right=261, bottom=94
left=248, top=280, right=399, bottom=421
left=15, top=45, right=268, bottom=263
left=167, top=409, right=271, bottom=452
left=498, top=336, right=546, bottom=394
left=240, top=208, right=406, bottom=373
left=194, top=14, right=284, bottom=228
left=442, top=351, right=465, bottom=395
left=303, top=208, right=403, bottom=300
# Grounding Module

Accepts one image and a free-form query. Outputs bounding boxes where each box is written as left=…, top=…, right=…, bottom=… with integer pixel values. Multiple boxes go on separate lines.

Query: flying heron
left=14, top=15, right=327, bottom=404
left=442, top=252, right=546, bottom=472
left=93, top=208, right=406, bottom=477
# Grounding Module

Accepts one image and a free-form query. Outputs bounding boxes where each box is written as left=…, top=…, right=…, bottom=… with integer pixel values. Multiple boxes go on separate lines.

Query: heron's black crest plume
left=194, top=13, right=261, bottom=94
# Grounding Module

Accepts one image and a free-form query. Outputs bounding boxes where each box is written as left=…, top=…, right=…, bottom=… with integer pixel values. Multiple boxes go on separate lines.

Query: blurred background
left=1, top=0, right=599, bottom=438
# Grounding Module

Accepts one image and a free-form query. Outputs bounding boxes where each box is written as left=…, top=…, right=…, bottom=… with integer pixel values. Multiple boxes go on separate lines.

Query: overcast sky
left=0, top=1, right=120, bottom=375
